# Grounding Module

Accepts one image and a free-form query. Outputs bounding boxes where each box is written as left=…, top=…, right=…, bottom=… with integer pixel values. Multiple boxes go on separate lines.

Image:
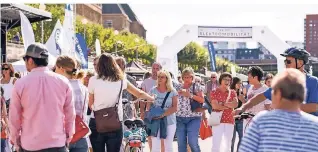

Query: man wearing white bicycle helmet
left=235, top=47, right=318, bottom=116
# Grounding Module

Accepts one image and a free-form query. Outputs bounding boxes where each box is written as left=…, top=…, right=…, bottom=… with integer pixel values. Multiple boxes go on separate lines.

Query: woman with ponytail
left=55, top=55, right=89, bottom=152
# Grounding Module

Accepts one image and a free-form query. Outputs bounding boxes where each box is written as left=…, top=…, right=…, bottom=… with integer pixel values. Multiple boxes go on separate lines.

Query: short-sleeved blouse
left=210, top=88, right=237, bottom=124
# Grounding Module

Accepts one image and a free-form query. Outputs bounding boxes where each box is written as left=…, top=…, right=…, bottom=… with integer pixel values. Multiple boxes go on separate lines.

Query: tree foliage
left=7, top=4, right=156, bottom=65
left=178, top=42, right=247, bottom=74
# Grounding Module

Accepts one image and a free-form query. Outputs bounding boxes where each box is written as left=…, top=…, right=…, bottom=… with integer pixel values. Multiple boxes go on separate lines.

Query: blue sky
left=128, top=3, right=318, bottom=46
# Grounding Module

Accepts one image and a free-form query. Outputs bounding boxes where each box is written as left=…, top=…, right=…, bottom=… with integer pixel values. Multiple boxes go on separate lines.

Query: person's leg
left=223, top=124, right=235, bottom=152
left=236, top=120, right=244, bottom=152
left=231, top=122, right=237, bottom=152
left=1, top=139, right=6, bottom=152
left=187, top=117, right=201, bottom=152
left=161, top=139, right=165, bottom=152
left=105, top=127, right=123, bottom=152
left=176, top=117, right=188, bottom=152
left=69, top=138, right=88, bottom=152
left=89, top=118, right=98, bottom=152
left=164, top=124, right=176, bottom=152
left=151, top=134, right=162, bottom=152
left=95, top=132, right=106, bottom=152
left=211, top=123, right=225, bottom=152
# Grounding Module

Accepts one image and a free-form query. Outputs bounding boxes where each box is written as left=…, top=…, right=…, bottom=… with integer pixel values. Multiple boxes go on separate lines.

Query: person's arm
left=211, top=99, right=228, bottom=110
left=155, top=96, right=178, bottom=119
left=64, top=85, right=76, bottom=143
left=12, top=77, right=17, bottom=85
left=1, top=99, right=8, bottom=127
left=241, top=93, right=267, bottom=112
left=8, top=85, right=22, bottom=146
left=301, top=82, right=318, bottom=113
left=127, top=81, right=154, bottom=101
left=224, top=97, right=238, bottom=108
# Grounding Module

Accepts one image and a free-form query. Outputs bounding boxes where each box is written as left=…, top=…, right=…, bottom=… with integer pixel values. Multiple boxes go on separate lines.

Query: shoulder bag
left=70, top=88, right=90, bottom=144
left=208, top=89, right=231, bottom=126
left=94, top=80, right=123, bottom=133
left=190, top=83, right=203, bottom=112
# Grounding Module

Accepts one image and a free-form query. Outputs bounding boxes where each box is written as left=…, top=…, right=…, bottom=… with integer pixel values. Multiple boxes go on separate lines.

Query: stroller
left=123, top=119, right=147, bottom=152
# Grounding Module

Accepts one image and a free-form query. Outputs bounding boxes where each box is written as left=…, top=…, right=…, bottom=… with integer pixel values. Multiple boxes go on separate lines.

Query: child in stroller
left=123, top=119, right=147, bottom=152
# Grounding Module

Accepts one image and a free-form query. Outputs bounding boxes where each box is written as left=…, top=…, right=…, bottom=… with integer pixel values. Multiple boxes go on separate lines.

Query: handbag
left=208, top=89, right=231, bottom=126
left=199, top=118, right=212, bottom=140
left=70, top=90, right=90, bottom=144
left=94, top=80, right=123, bottom=133
left=190, top=83, right=203, bottom=112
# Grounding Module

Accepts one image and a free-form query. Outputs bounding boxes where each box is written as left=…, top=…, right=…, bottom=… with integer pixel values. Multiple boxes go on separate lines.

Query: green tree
left=178, top=42, right=247, bottom=74
left=7, top=4, right=156, bottom=65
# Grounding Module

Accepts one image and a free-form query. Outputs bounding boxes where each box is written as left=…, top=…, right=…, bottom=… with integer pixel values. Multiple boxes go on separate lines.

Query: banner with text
left=207, top=41, right=217, bottom=72
left=198, top=26, right=252, bottom=38
left=75, top=33, right=88, bottom=69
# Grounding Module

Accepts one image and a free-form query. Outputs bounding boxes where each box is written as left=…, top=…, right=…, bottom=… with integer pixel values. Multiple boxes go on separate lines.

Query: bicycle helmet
left=280, top=47, right=311, bottom=69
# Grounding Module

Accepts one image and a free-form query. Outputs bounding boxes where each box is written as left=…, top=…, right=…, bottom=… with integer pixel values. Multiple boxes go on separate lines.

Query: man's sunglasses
left=284, top=59, right=292, bottom=65
left=2, top=67, right=9, bottom=70
left=211, top=76, right=216, bottom=78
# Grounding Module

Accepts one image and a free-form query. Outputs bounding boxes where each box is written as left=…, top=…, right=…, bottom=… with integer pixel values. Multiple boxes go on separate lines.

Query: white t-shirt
left=88, top=76, right=128, bottom=121
left=246, top=84, right=272, bottom=115
left=141, top=78, right=156, bottom=93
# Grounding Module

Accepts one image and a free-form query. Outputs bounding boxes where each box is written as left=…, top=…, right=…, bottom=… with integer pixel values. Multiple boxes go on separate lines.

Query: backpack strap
left=161, top=92, right=171, bottom=109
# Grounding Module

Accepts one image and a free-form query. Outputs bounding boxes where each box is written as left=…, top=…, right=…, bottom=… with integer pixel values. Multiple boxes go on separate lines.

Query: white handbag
left=208, top=90, right=231, bottom=126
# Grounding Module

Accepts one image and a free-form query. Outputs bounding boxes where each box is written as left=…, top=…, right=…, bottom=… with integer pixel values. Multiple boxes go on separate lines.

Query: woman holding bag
left=54, top=55, right=89, bottom=152
left=175, top=67, right=204, bottom=152
left=210, top=72, right=238, bottom=152
left=88, top=53, right=154, bottom=152
left=148, top=70, right=178, bottom=152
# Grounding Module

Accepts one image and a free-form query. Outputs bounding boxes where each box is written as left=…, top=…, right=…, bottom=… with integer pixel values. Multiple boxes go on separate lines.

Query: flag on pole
left=63, top=4, right=75, bottom=55
left=75, top=33, right=88, bottom=69
left=19, top=11, right=35, bottom=51
left=95, top=39, right=101, bottom=56
left=207, top=41, right=217, bottom=72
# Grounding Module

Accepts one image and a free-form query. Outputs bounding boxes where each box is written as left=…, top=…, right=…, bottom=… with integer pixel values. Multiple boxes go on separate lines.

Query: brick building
left=304, top=14, right=318, bottom=57
left=75, top=4, right=102, bottom=24
left=102, top=4, right=146, bottom=38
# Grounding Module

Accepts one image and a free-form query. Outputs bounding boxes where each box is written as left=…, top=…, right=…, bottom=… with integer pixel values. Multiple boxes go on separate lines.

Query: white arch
left=156, top=25, right=289, bottom=77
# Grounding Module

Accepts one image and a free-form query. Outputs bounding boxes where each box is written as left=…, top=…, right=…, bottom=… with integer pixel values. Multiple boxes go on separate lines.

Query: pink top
left=9, top=67, right=75, bottom=151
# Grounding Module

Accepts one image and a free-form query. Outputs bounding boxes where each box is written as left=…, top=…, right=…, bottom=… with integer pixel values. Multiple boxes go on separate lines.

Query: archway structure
left=156, top=25, right=289, bottom=77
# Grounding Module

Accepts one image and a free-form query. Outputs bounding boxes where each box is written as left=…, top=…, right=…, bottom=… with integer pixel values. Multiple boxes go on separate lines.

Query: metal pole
left=41, top=21, right=44, bottom=43
left=84, top=26, right=86, bottom=40
left=115, top=43, right=117, bottom=55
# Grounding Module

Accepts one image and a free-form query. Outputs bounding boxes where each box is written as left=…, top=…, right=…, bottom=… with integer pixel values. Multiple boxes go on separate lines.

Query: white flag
left=45, top=20, right=71, bottom=57
left=63, top=4, right=75, bottom=55
left=95, top=39, right=101, bottom=56
left=19, top=11, right=35, bottom=51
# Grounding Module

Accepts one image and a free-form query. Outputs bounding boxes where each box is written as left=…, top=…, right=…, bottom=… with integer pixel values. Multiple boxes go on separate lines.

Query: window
left=104, top=20, right=113, bottom=28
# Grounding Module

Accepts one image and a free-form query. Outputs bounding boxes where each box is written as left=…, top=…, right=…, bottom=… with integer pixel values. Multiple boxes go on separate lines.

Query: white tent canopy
left=12, top=53, right=57, bottom=72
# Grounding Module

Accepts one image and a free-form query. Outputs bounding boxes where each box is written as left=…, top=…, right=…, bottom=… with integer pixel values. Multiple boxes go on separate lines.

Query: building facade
left=75, top=4, right=102, bottom=24
left=102, top=4, right=146, bottom=38
left=304, top=14, right=318, bottom=57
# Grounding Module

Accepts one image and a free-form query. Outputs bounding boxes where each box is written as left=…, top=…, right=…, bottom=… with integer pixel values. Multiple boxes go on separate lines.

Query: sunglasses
left=284, top=59, right=292, bottom=64
left=2, top=67, right=9, bottom=70
left=211, top=76, right=216, bottom=78
left=157, top=76, right=166, bottom=79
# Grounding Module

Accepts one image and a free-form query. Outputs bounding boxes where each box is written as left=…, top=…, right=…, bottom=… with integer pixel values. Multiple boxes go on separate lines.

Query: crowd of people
left=1, top=42, right=318, bottom=152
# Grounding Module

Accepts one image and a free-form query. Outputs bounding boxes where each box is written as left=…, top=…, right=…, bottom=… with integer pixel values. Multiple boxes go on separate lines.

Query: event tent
left=1, top=3, right=52, bottom=63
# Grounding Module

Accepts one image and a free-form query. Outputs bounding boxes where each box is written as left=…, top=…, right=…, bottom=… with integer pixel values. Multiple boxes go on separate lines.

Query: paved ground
left=143, top=136, right=239, bottom=152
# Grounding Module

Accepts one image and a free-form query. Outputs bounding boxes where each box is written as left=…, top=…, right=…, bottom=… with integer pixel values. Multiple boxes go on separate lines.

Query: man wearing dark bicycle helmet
left=235, top=47, right=318, bottom=116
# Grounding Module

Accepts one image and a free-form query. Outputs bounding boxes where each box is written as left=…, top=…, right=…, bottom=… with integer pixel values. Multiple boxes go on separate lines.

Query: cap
left=25, top=43, right=49, bottom=59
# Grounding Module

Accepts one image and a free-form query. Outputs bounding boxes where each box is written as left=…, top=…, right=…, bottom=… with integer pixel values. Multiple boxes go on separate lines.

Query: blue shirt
left=149, top=88, right=178, bottom=125
left=239, top=110, right=318, bottom=152
left=263, top=74, right=318, bottom=116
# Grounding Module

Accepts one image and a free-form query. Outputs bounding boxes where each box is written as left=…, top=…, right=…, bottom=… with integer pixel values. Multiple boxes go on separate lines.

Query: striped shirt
left=239, top=109, right=318, bottom=152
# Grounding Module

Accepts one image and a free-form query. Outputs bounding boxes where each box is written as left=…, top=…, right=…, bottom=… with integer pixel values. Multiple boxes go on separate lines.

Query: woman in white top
left=1, top=63, right=17, bottom=111
left=88, top=53, right=154, bottom=152
left=55, top=55, right=89, bottom=152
